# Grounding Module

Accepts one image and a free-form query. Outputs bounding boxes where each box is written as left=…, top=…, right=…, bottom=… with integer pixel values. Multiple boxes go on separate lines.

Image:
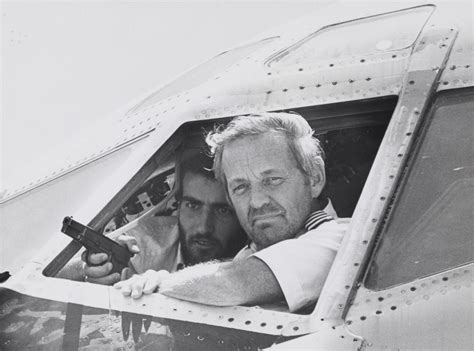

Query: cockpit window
left=267, top=5, right=434, bottom=67
left=365, top=88, right=474, bottom=290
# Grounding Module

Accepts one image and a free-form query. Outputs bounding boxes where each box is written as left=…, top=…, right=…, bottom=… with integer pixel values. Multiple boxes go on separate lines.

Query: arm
left=115, top=256, right=284, bottom=307
left=160, top=257, right=283, bottom=306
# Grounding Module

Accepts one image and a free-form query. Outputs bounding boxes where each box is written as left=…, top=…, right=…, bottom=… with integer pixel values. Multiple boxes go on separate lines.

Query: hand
left=82, top=234, right=140, bottom=285
left=114, top=269, right=170, bottom=299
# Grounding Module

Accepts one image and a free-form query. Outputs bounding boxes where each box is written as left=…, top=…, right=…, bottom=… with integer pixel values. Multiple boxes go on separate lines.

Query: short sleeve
left=253, top=220, right=347, bottom=312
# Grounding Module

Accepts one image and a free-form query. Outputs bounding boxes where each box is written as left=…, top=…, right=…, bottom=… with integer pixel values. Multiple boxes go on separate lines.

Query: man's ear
left=310, top=170, right=326, bottom=198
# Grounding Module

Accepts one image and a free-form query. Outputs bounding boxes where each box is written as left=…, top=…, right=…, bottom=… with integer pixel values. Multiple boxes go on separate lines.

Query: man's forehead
left=221, top=133, right=297, bottom=180
left=182, top=172, right=228, bottom=202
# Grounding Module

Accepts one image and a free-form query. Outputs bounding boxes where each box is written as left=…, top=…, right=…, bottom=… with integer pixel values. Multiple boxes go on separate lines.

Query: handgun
left=60, top=216, right=133, bottom=274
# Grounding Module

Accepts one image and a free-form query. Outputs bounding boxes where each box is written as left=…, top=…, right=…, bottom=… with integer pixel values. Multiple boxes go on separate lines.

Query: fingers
left=114, top=270, right=169, bottom=299
left=115, top=275, right=143, bottom=298
left=82, top=258, right=119, bottom=285
left=117, top=235, right=140, bottom=254
left=143, top=270, right=169, bottom=294
left=81, top=251, right=109, bottom=266
left=84, top=261, right=113, bottom=278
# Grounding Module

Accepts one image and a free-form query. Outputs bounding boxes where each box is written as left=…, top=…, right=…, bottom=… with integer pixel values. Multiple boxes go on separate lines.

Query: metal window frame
left=303, top=25, right=459, bottom=332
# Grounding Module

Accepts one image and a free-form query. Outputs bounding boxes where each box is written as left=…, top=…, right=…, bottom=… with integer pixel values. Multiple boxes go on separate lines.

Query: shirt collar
left=240, top=201, right=337, bottom=255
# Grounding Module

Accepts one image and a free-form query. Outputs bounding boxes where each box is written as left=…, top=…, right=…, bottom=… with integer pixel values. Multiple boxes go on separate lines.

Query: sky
left=1, top=0, right=336, bottom=192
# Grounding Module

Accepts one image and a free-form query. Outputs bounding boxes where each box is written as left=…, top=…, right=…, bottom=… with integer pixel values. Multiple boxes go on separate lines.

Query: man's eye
left=185, top=201, right=200, bottom=210
left=232, top=184, right=248, bottom=195
left=265, top=177, right=284, bottom=186
left=216, top=207, right=233, bottom=215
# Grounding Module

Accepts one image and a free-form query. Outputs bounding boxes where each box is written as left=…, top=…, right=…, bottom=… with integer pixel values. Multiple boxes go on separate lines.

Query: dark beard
left=177, top=221, right=221, bottom=266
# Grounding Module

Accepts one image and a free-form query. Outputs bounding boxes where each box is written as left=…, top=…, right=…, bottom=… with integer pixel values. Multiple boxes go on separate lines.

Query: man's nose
left=196, top=207, right=214, bottom=234
left=249, top=187, right=271, bottom=209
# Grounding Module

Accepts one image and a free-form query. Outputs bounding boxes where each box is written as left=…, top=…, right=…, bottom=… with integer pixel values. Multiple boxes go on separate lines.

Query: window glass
left=268, top=5, right=433, bottom=67
left=128, top=37, right=276, bottom=113
left=366, top=88, right=474, bottom=290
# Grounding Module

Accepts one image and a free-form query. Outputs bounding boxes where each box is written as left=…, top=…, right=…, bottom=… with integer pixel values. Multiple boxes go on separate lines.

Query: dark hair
left=175, top=150, right=215, bottom=200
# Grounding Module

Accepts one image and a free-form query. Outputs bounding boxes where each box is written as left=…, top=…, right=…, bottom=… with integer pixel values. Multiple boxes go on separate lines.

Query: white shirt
left=234, top=202, right=347, bottom=312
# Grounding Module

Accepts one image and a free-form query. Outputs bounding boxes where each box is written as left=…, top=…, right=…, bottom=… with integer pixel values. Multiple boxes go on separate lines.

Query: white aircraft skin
left=0, top=1, right=472, bottom=350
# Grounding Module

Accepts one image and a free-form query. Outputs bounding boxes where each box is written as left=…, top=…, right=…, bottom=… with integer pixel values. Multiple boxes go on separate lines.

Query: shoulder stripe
left=304, top=210, right=334, bottom=231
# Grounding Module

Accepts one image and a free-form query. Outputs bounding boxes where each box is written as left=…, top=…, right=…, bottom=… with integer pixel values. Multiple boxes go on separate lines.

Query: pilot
left=59, top=152, right=247, bottom=284
left=115, top=112, right=347, bottom=313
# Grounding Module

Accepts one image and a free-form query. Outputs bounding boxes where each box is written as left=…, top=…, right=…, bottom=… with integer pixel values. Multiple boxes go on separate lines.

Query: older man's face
left=222, top=133, right=314, bottom=250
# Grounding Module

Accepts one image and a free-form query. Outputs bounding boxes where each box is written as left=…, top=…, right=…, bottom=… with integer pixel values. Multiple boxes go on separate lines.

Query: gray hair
left=206, top=112, right=325, bottom=187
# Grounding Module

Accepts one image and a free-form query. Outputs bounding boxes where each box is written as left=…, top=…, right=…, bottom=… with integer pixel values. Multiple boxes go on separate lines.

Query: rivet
left=299, top=86, right=305, bottom=90
left=260, top=322, right=267, bottom=327
left=316, top=84, right=321, bottom=88
left=349, top=79, right=354, bottom=83
left=375, top=310, right=382, bottom=315
left=228, top=317, right=234, bottom=322
left=366, top=77, right=371, bottom=81
left=332, top=81, right=338, bottom=85
left=409, top=80, right=415, bottom=85
left=266, top=91, right=272, bottom=94
left=360, top=316, right=366, bottom=321
left=360, top=59, right=366, bottom=63
left=390, top=306, right=397, bottom=310
left=276, top=325, right=283, bottom=329
left=380, top=196, right=386, bottom=201
left=378, top=297, right=384, bottom=302
left=371, top=218, right=377, bottom=223
left=362, top=240, right=368, bottom=245
left=282, top=88, right=288, bottom=92
left=329, top=63, right=334, bottom=67
left=392, top=54, right=397, bottom=58
left=267, top=72, right=272, bottom=75
left=293, top=326, right=299, bottom=331
left=406, top=132, right=412, bottom=136
left=298, top=68, right=303, bottom=72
